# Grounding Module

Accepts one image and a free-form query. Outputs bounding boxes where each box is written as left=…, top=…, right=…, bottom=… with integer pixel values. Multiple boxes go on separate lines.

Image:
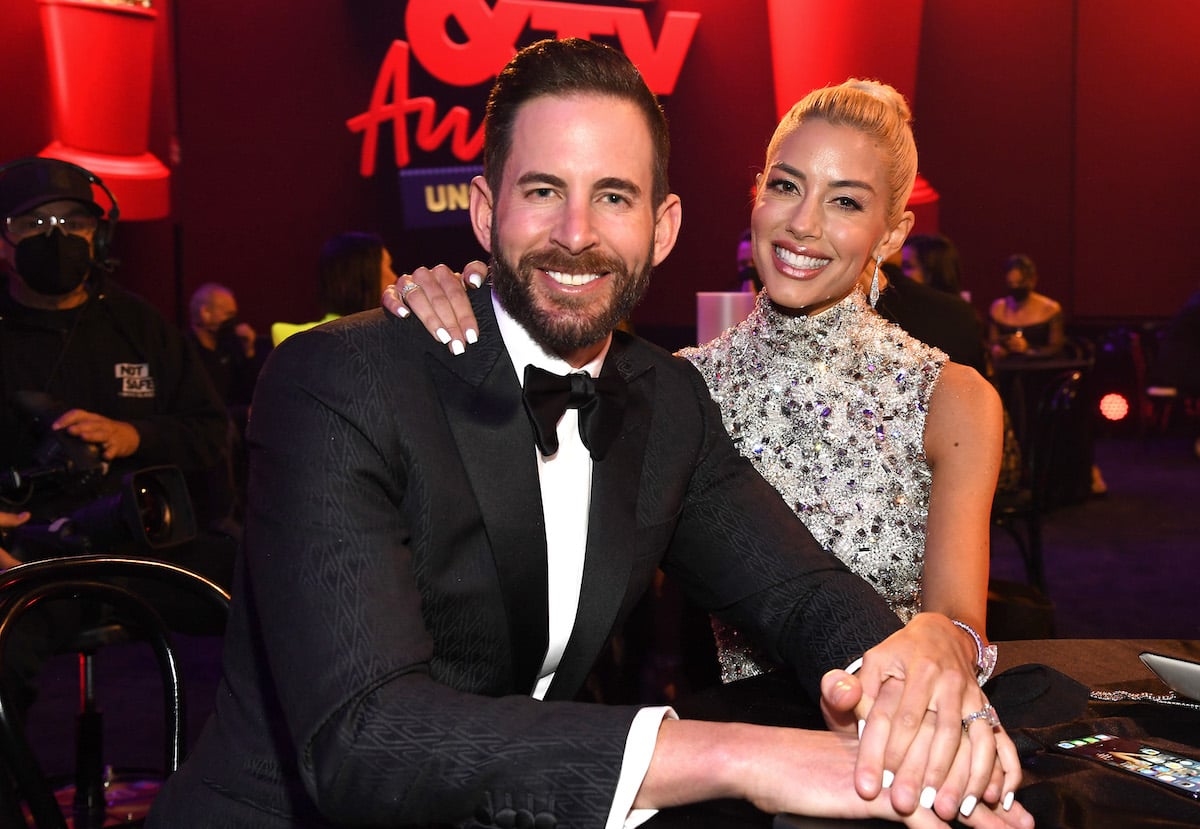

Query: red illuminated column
left=765, top=0, right=937, bottom=233
left=38, top=0, right=170, bottom=220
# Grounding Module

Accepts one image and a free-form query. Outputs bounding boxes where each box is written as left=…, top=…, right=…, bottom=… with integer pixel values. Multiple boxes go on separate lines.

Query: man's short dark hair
left=483, top=38, right=671, bottom=207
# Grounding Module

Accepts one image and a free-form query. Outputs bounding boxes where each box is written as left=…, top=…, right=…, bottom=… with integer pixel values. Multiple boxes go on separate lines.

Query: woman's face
left=1005, top=267, right=1033, bottom=291
left=751, top=119, right=907, bottom=315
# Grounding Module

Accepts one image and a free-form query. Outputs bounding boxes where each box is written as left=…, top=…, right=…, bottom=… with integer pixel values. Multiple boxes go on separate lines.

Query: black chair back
left=0, top=556, right=230, bottom=829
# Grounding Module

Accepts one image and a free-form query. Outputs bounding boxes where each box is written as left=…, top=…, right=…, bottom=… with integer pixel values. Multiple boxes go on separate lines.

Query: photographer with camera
left=0, top=157, right=236, bottom=715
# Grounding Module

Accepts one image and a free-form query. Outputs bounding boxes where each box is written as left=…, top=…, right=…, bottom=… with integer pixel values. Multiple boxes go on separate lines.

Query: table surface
left=993, top=355, right=1095, bottom=373
left=996, top=638, right=1200, bottom=688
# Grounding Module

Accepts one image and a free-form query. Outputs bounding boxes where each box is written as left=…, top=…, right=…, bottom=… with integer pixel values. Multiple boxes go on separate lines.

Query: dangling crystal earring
left=869, top=256, right=882, bottom=308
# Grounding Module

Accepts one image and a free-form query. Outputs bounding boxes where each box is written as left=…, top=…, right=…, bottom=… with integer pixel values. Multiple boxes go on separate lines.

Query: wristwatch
left=952, top=619, right=998, bottom=686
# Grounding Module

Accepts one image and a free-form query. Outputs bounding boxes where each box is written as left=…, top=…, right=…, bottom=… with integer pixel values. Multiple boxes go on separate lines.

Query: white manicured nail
left=466, top=328, right=478, bottom=344
left=1003, top=791, right=1014, bottom=811
left=468, top=273, right=483, bottom=288
left=857, top=719, right=865, bottom=739
left=959, top=795, right=977, bottom=817
left=451, top=340, right=464, bottom=356
left=394, top=305, right=410, bottom=318
left=436, top=328, right=451, bottom=344
left=881, top=770, right=894, bottom=789
left=919, top=786, right=936, bottom=809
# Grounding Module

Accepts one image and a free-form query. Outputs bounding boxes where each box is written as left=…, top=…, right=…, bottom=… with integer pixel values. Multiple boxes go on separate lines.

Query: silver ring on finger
left=961, top=703, right=1000, bottom=733
left=400, top=280, right=423, bottom=300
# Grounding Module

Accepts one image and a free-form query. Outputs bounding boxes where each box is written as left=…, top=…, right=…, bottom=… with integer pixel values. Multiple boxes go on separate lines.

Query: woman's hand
left=820, top=615, right=1023, bottom=822
left=382, top=261, right=487, bottom=355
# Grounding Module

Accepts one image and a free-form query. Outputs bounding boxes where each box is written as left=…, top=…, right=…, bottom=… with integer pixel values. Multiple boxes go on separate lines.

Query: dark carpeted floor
left=991, top=434, right=1200, bottom=639
left=16, top=433, right=1200, bottom=804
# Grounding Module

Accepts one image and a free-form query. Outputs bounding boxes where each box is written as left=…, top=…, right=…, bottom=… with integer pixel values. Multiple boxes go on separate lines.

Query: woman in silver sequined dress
left=385, top=80, right=1003, bottom=686
left=677, top=80, right=1002, bottom=682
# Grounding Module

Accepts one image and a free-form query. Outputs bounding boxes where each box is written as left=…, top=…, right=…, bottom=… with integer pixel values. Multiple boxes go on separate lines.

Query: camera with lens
left=1, top=391, right=196, bottom=561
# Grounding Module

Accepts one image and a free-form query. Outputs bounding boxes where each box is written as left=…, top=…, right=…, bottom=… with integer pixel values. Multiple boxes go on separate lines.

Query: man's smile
left=544, top=269, right=605, bottom=287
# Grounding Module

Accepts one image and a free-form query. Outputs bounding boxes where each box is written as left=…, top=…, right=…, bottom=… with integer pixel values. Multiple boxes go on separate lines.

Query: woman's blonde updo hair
left=767, top=78, right=918, bottom=227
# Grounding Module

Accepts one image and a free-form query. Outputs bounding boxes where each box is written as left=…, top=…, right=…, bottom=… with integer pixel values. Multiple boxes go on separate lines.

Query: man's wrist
left=950, top=619, right=998, bottom=685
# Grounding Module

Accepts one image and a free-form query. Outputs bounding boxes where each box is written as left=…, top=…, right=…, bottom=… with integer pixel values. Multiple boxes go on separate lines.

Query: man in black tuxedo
left=149, top=39, right=1028, bottom=829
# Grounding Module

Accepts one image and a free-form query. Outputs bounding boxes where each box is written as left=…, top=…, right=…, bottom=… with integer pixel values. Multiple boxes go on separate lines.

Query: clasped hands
left=817, top=613, right=1026, bottom=827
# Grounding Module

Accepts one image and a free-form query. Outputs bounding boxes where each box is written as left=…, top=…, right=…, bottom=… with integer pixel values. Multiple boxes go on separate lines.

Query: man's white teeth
left=775, top=247, right=831, bottom=270
left=546, top=270, right=602, bottom=286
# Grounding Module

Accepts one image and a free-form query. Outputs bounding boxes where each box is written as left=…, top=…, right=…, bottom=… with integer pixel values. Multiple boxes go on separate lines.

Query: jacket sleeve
left=242, top=319, right=641, bottom=828
left=658, top=357, right=903, bottom=701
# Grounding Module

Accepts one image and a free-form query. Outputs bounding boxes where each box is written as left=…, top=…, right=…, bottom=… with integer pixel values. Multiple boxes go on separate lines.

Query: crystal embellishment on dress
left=681, top=289, right=947, bottom=682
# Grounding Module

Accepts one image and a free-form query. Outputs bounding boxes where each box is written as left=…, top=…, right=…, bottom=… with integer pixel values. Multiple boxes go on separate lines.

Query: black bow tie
left=522, top=364, right=627, bottom=461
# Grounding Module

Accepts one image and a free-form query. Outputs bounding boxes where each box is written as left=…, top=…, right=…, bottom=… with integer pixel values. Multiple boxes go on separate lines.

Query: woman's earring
left=869, top=256, right=882, bottom=308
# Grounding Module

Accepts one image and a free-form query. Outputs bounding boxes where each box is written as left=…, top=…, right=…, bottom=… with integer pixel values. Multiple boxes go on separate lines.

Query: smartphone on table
left=1052, top=733, right=1200, bottom=799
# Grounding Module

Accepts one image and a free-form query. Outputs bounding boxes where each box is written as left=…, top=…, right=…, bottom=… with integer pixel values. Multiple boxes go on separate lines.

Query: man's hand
left=382, top=261, right=486, bottom=355
left=819, top=614, right=1022, bottom=823
left=640, top=719, right=1032, bottom=829
left=53, top=409, right=140, bottom=461
left=235, top=322, right=258, bottom=359
left=0, top=510, right=30, bottom=569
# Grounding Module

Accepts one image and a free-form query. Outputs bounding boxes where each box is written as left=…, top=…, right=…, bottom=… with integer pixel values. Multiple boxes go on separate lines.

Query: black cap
left=0, top=158, right=104, bottom=220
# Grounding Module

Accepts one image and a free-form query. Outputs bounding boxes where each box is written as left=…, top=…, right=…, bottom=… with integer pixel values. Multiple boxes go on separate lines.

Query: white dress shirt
left=493, top=296, right=672, bottom=829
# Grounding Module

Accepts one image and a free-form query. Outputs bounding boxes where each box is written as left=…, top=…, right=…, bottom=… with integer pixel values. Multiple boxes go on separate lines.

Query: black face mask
left=214, top=317, right=244, bottom=355
left=1008, top=286, right=1032, bottom=303
left=14, top=230, right=92, bottom=295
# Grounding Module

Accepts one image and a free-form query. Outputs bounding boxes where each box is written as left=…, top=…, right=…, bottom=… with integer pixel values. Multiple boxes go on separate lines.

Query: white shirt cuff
left=605, top=706, right=677, bottom=829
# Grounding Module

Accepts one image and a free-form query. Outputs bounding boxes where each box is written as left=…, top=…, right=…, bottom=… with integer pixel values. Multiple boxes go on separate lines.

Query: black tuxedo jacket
left=149, top=288, right=902, bottom=828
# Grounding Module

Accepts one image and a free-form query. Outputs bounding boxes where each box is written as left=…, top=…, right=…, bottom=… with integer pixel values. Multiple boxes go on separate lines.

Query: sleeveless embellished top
left=678, top=288, right=947, bottom=682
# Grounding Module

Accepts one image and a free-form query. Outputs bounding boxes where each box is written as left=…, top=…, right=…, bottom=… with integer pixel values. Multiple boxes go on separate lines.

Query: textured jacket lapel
left=545, top=334, right=655, bottom=700
left=433, top=290, right=549, bottom=694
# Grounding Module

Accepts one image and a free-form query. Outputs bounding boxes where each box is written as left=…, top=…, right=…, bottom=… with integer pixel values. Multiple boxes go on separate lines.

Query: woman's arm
left=921, top=363, right=1003, bottom=638
left=1042, top=306, right=1066, bottom=356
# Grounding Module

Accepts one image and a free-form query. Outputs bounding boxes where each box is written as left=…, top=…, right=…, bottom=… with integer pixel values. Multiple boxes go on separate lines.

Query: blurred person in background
left=988, top=254, right=1064, bottom=360
left=271, top=231, right=396, bottom=346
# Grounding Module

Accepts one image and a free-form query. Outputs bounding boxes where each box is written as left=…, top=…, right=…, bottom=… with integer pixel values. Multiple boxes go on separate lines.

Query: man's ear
left=468, top=176, right=495, bottom=254
left=651, top=193, right=683, bottom=267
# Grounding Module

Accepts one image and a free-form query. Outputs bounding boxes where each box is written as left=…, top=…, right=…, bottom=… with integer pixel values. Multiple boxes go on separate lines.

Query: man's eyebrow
left=770, top=162, right=875, bottom=193
left=513, top=173, right=643, bottom=199
left=514, top=172, right=567, bottom=189
left=594, top=176, right=641, bottom=198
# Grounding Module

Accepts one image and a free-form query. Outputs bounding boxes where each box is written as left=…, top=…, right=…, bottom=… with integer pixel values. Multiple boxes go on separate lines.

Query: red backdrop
left=2, top=0, right=1198, bottom=341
